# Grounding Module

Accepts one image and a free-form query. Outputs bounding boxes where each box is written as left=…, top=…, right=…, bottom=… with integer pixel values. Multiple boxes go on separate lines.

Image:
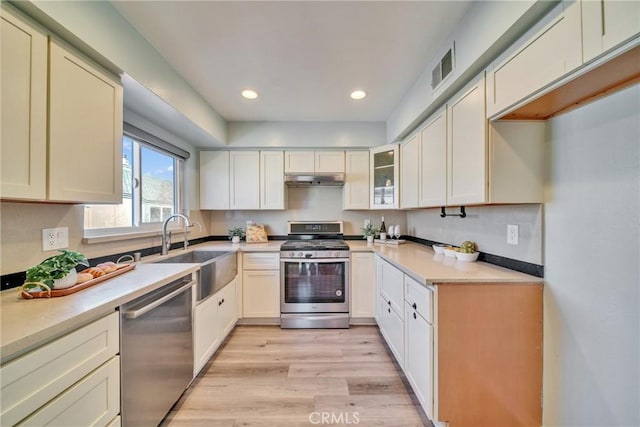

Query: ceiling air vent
left=431, top=43, right=455, bottom=90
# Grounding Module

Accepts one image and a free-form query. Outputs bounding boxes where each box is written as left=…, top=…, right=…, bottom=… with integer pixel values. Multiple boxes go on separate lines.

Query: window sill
left=83, top=227, right=186, bottom=245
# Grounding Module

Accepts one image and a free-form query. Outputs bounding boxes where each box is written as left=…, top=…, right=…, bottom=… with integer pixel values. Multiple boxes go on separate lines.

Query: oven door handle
left=280, top=258, right=350, bottom=263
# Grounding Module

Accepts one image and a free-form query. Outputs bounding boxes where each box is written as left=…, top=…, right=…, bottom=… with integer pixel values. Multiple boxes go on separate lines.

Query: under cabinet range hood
left=284, top=173, right=345, bottom=186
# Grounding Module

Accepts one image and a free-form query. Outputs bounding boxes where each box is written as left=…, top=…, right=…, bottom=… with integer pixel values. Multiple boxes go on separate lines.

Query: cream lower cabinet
left=0, top=5, right=122, bottom=203
left=242, top=253, right=280, bottom=318
left=404, top=276, right=434, bottom=420
left=582, top=0, right=640, bottom=62
left=343, top=151, right=370, bottom=210
left=193, top=279, right=237, bottom=376
left=350, top=252, right=375, bottom=318
left=377, top=294, right=404, bottom=367
left=0, top=312, right=120, bottom=427
left=375, top=256, right=405, bottom=368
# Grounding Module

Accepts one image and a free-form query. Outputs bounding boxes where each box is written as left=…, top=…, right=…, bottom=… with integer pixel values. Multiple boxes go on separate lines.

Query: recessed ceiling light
left=242, top=89, right=259, bottom=99
left=350, top=90, right=367, bottom=100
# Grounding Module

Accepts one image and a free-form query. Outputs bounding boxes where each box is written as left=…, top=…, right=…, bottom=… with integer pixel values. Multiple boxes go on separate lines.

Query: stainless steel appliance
left=280, top=221, right=350, bottom=328
left=120, top=275, right=195, bottom=427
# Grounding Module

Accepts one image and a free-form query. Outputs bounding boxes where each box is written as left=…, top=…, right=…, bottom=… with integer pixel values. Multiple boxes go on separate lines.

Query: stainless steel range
left=280, top=221, right=350, bottom=329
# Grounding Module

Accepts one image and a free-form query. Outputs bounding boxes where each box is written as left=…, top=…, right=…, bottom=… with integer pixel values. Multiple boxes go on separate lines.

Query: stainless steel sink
left=153, top=251, right=237, bottom=300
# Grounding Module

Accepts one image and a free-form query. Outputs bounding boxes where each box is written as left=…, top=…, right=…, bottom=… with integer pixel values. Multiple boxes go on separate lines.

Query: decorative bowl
left=443, top=247, right=458, bottom=258
left=455, top=251, right=479, bottom=262
left=432, top=244, right=446, bottom=254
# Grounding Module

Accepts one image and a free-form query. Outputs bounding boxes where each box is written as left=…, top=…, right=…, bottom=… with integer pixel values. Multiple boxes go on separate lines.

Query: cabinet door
left=405, top=304, right=433, bottom=419
left=486, top=1, right=582, bottom=118
left=260, top=151, right=285, bottom=210
left=193, top=294, right=220, bottom=375
left=351, top=252, right=375, bottom=318
left=218, top=279, right=237, bottom=340
left=379, top=297, right=404, bottom=368
left=370, top=144, right=399, bottom=209
left=374, top=256, right=384, bottom=323
left=380, top=260, right=404, bottom=318
left=400, top=133, right=420, bottom=208
left=447, top=74, right=487, bottom=206
left=242, top=270, right=280, bottom=317
left=284, top=151, right=315, bottom=173
left=0, top=7, right=47, bottom=200
left=230, top=151, right=260, bottom=209
left=419, top=109, right=447, bottom=207
left=583, top=0, right=640, bottom=62
left=18, top=357, right=120, bottom=427
left=48, top=39, right=123, bottom=203
left=200, top=151, right=229, bottom=209
left=343, top=151, right=370, bottom=210
left=315, top=151, right=345, bottom=173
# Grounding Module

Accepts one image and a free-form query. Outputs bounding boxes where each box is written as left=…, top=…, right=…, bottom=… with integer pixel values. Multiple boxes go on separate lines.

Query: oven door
left=280, top=258, right=349, bottom=313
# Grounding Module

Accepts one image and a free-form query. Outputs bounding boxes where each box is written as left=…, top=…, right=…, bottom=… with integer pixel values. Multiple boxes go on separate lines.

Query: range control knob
left=297, top=252, right=303, bottom=257
left=289, top=252, right=295, bottom=257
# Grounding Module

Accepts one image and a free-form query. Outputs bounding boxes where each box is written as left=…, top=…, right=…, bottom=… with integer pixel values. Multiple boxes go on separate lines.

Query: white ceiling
left=111, top=1, right=473, bottom=122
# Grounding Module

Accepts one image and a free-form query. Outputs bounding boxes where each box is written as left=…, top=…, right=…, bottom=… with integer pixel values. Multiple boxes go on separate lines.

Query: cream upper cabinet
left=485, top=0, right=582, bottom=119
left=230, top=151, right=260, bottom=210
left=418, top=108, right=447, bottom=207
left=314, top=151, right=345, bottom=173
left=284, top=150, right=345, bottom=173
left=343, top=151, right=370, bottom=210
left=582, top=0, right=640, bottom=62
left=400, top=133, right=420, bottom=209
left=0, top=6, right=47, bottom=200
left=284, top=151, right=315, bottom=173
left=200, top=151, right=230, bottom=210
left=370, top=144, right=399, bottom=209
left=48, top=39, right=123, bottom=203
left=260, top=151, right=286, bottom=210
left=447, top=73, right=488, bottom=206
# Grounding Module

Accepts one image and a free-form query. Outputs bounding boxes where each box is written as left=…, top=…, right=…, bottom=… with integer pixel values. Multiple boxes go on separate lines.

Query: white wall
left=386, top=0, right=552, bottom=142
left=227, top=121, right=386, bottom=148
left=406, top=205, right=543, bottom=265
left=15, top=0, right=226, bottom=145
left=209, top=187, right=406, bottom=236
left=543, top=85, right=639, bottom=426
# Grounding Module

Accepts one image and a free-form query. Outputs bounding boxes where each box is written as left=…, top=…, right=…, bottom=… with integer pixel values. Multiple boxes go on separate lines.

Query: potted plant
left=361, top=223, right=379, bottom=243
left=228, top=227, right=246, bottom=243
left=25, top=249, right=89, bottom=290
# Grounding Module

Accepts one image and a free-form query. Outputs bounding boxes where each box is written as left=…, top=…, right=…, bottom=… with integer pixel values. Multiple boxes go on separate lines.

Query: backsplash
left=209, top=187, right=407, bottom=236
left=406, top=204, right=543, bottom=265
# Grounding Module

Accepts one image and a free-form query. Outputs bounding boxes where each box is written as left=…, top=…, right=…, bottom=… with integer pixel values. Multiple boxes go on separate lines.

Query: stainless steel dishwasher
left=120, top=274, right=195, bottom=427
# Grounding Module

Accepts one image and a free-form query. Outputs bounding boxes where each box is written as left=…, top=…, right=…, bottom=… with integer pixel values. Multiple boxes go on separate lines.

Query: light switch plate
left=507, top=224, right=519, bottom=245
left=42, top=227, right=69, bottom=251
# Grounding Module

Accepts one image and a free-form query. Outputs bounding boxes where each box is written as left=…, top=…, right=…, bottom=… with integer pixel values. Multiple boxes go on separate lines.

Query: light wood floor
left=161, top=325, right=431, bottom=426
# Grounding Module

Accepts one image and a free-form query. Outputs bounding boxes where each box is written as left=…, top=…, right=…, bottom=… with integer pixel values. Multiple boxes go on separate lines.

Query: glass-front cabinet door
left=370, top=144, right=399, bottom=209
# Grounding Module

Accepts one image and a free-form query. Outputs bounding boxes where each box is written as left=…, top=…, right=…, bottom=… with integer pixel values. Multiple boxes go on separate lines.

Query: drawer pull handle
left=413, top=312, right=417, bottom=320
left=388, top=308, right=391, bottom=314
left=387, top=300, right=391, bottom=306
left=412, top=303, right=417, bottom=310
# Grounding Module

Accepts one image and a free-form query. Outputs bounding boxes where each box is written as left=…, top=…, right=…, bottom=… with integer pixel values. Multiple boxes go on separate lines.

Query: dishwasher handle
left=123, top=281, right=195, bottom=319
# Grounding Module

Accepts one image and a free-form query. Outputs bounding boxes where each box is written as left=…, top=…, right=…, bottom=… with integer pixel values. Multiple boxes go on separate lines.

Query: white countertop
left=0, top=263, right=199, bottom=363
left=0, top=239, right=539, bottom=362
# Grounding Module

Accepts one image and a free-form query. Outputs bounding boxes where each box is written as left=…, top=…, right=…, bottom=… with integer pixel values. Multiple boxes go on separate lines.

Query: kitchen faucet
left=161, top=214, right=193, bottom=255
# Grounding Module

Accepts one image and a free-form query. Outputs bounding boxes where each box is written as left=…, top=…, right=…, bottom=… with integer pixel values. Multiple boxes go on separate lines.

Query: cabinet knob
left=412, top=303, right=417, bottom=310
left=218, top=300, right=223, bottom=306
left=413, top=312, right=417, bottom=320
left=387, top=300, right=391, bottom=306
left=387, top=308, right=391, bottom=313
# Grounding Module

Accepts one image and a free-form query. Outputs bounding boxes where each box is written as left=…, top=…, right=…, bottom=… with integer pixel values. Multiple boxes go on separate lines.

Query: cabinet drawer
left=243, top=252, right=280, bottom=270
left=1, top=312, right=119, bottom=426
left=18, top=356, right=120, bottom=427
left=404, top=276, right=433, bottom=324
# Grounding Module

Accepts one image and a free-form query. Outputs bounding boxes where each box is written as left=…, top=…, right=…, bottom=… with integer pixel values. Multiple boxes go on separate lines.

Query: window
left=84, top=135, right=182, bottom=231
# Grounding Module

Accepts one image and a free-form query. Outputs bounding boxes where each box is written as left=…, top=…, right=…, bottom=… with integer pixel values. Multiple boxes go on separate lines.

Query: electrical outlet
left=507, top=224, right=519, bottom=245
left=42, top=227, right=69, bottom=251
